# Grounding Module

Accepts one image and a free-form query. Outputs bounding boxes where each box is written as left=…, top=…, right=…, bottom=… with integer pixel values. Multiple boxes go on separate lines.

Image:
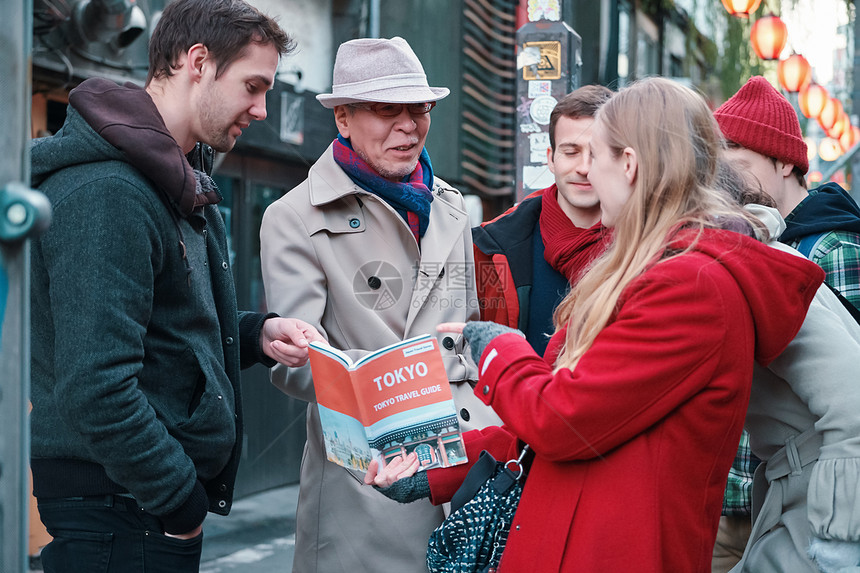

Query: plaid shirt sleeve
left=722, top=431, right=761, bottom=516
left=808, top=231, right=860, bottom=311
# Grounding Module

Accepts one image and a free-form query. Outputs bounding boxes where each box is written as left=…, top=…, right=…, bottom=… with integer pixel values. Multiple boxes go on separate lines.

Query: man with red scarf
left=259, top=37, right=502, bottom=572
left=474, top=85, right=613, bottom=355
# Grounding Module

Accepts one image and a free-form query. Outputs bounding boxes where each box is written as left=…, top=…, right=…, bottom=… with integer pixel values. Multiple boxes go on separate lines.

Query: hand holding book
left=364, top=452, right=433, bottom=504
left=365, top=451, right=420, bottom=488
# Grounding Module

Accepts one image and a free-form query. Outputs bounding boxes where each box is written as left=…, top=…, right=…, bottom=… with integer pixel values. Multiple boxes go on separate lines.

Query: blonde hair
left=552, top=77, right=755, bottom=371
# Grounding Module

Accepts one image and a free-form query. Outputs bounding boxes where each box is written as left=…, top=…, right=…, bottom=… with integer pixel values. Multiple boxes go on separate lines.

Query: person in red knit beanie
left=714, top=76, right=809, bottom=216
left=713, top=75, right=860, bottom=572
left=715, top=76, right=860, bottom=314
left=715, top=76, right=809, bottom=174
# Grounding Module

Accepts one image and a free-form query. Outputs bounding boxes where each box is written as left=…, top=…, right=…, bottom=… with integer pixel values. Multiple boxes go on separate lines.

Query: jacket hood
left=670, top=228, right=823, bottom=365
left=781, top=183, right=860, bottom=243
left=31, top=78, right=219, bottom=217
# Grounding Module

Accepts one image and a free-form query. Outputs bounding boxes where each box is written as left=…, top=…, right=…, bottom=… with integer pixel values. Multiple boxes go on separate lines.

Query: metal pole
left=369, top=0, right=380, bottom=38
left=514, top=0, right=582, bottom=202
left=1, top=1, right=51, bottom=571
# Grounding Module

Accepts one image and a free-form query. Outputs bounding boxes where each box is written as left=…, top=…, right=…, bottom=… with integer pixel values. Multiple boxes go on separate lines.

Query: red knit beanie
left=714, top=76, right=809, bottom=174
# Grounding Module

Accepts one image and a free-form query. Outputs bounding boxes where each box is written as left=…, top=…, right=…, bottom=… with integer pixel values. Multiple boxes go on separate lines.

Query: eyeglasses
left=350, top=101, right=436, bottom=118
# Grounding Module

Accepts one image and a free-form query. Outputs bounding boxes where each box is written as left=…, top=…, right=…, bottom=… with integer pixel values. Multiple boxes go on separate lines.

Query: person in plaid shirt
left=714, top=76, right=860, bottom=571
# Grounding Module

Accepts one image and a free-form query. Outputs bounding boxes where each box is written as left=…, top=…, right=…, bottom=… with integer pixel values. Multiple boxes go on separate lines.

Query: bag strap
left=795, top=232, right=827, bottom=258
left=450, top=451, right=502, bottom=513
left=503, top=444, right=530, bottom=480
left=450, top=444, right=530, bottom=513
left=822, top=281, right=860, bottom=324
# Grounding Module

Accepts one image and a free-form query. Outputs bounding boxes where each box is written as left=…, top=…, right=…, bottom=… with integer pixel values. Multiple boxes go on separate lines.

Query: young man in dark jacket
left=473, top=85, right=613, bottom=356
left=29, top=1, right=321, bottom=571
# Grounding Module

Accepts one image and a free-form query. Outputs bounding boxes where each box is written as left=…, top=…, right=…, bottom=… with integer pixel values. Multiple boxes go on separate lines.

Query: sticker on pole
left=529, top=95, right=558, bottom=126
left=522, top=41, right=562, bottom=81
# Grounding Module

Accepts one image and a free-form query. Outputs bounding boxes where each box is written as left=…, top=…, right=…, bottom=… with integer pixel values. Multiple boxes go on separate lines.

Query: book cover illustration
left=308, top=334, right=468, bottom=472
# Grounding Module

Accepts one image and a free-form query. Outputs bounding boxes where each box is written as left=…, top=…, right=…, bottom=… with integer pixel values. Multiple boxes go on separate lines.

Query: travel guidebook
left=308, top=334, right=468, bottom=473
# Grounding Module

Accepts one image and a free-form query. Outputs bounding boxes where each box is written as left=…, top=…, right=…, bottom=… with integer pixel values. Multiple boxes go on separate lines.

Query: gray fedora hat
left=316, top=36, right=450, bottom=108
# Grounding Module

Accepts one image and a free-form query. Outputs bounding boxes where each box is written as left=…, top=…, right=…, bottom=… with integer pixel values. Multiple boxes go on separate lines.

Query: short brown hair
left=147, top=0, right=295, bottom=84
left=548, top=84, right=614, bottom=151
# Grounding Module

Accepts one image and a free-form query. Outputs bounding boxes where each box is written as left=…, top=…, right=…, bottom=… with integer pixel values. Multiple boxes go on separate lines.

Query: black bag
left=426, top=446, right=529, bottom=573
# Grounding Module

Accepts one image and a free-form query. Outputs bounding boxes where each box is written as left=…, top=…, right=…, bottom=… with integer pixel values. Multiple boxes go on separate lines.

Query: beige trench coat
left=260, top=144, right=502, bottom=573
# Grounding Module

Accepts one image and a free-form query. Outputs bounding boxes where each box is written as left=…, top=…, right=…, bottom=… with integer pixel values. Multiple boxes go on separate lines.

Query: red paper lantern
left=819, top=138, right=842, bottom=162
left=778, top=54, right=812, bottom=92
left=722, top=0, right=763, bottom=17
left=798, top=83, right=829, bottom=119
left=840, top=125, right=860, bottom=152
left=827, top=112, right=850, bottom=140
left=818, top=98, right=844, bottom=132
left=751, top=14, right=788, bottom=60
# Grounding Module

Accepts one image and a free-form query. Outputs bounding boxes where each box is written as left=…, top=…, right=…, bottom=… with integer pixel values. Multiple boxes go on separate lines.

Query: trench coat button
left=349, top=217, right=360, bottom=228
left=482, top=385, right=490, bottom=395
left=219, top=484, right=227, bottom=492
left=218, top=500, right=227, bottom=509
left=367, top=276, right=382, bottom=289
left=221, top=261, right=229, bottom=270
left=217, top=395, right=223, bottom=400
left=516, top=525, right=520, bottom=531
left=460, top=408, right=470, bottom=422
left=442, top=336, right=455, bottom=350
left=225, top=337, right=234, bottom=345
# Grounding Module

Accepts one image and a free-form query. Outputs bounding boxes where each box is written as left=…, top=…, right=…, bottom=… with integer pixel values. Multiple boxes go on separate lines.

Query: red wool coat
left=427, top=229, right=823, bottom=572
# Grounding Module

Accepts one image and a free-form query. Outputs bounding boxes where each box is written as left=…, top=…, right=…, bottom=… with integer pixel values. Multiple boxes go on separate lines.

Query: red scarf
left=540, top=185, right=611, bottom=283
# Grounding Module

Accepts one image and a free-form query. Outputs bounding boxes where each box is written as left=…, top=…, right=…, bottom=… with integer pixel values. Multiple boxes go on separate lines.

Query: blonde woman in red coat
left=367, top=77, right=824, bottom=572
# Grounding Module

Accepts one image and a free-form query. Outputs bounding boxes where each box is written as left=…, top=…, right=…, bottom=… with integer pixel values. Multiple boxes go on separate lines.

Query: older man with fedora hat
left=260, top=36, right=502, bottom=572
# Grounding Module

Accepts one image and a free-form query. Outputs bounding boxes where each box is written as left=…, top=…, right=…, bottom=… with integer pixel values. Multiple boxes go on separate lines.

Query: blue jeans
left=37, top=495, right=203, bottom=573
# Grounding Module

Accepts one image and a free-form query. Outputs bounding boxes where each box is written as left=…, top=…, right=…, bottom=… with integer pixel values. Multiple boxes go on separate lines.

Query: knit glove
left=373, top=471, right=431, bottom=504
left=809, top=537, right=860, bottom=572
left=462, top=321, right=525, bottom=365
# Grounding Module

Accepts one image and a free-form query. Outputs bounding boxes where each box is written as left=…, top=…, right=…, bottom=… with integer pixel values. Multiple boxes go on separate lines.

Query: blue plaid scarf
left=333, top=134, right=434, bottom=241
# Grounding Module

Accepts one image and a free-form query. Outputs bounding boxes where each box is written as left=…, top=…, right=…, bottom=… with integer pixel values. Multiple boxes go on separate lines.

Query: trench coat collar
left=307, top=144, right=362, bottom=207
